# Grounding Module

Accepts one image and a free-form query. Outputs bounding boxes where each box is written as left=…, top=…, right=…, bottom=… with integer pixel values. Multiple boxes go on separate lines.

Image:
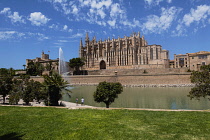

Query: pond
left=62, top=86, right=210, bottom=110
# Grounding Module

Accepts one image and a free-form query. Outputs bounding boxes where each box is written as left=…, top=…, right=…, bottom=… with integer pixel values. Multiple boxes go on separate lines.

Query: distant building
left=26, top=51, right=59, bottom=74
left=169, top=60, right=175, bottom=68
left=79, top=32, right=170, bottom=70
left=188, top=51, right=210, bottom=71
left=174, top=51, right=210, bottom=71
left=174, top=54, right=189, bottom=68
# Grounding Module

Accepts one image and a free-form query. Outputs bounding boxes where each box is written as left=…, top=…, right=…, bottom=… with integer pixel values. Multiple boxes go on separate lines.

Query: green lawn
left=0, top=106, right=210, bottom=140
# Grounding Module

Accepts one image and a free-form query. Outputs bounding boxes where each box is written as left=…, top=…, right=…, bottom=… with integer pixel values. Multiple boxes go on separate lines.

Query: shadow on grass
left=0, top=132, right=24, bottom=140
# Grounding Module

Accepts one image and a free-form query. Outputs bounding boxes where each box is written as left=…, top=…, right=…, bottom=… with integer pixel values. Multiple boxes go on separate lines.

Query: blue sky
left=0, top=0, right=210, bottom=69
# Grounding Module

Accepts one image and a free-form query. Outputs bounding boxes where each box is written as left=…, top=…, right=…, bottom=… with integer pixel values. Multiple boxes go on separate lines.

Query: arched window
left=100, top=60, right=106, bottom=69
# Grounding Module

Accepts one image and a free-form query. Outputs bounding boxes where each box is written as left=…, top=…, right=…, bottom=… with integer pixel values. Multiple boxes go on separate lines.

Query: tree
left=188, top=65, right=210, bottom=100
left=69, top=58, right=85, bottom=74
left=26, top=61, right=44, bottom=76
left=23, top=64, right=26, bottom=70
left=22, top=80, right=36, bottom=105
left=0, top=68, right=13, bottom=104
left=26, top=61, right=36, bottom=76
left=0, top=68, right=9, bottom=75
left=9, top=78, right=22, bottom=105
left=8, top=68, right=15, bottom=76
left=32, top=81, right=47, bottom=103
left=93, top=81, right=123, bottom=108
left=45, top=61, right=54, bottom=76
left=43, top=72, right=70, bottom=106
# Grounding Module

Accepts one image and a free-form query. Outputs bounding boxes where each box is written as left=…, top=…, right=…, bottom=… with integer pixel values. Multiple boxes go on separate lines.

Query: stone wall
left=88, top=68, right=189, bottom=75
left=63, top=73, right=191, bottom=86
left=30, top=76, right=45, bottom=83
left=30, top=73, right=192, bottom=87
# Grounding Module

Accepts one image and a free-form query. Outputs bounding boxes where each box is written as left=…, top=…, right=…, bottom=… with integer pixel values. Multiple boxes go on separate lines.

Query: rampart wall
left=87, top=68, right=189, bottom=75
left=31, top=73, right=192, bottom=87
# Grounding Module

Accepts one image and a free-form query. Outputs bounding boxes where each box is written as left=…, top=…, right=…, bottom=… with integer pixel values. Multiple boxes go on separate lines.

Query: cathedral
left=79, top=32, right=169, bottom=70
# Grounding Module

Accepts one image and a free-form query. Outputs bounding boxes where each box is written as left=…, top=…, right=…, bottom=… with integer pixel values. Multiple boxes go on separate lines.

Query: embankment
left=30, top=73, right=193, bottom=87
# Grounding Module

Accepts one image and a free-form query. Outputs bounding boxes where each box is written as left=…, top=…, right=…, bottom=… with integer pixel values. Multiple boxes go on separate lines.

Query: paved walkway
left=1, top=96, right=210, bottom=112
left=59, top=101, right=96, bottom=109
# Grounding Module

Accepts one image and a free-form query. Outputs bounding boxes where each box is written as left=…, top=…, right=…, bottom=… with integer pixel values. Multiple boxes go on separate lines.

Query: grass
left=0, top=106, right=210, bottom=140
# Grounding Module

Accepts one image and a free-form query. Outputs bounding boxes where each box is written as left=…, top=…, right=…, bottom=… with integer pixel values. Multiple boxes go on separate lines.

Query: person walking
left=81, top=97, right=84, bottom=106
left=76, top=97, right=78, bottom=106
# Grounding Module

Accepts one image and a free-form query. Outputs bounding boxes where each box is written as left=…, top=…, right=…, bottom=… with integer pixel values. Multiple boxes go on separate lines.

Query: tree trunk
left=105, top=102, right=109, bottom=108
left=3, top=96, right=5, bottom=104
left=25, top=101, right=30, bottom=105
left=49, top=86, right=60, bottom=106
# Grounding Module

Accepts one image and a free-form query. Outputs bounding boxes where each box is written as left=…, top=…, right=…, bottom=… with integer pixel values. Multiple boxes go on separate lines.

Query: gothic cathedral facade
left=79, top=32, right=169, bottom=70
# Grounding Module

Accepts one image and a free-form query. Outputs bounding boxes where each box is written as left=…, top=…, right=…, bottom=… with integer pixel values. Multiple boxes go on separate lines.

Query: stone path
left=1, top=96, right=209, bottom=112
left=0, top=96, right=96, bottom=109
left=59, top=101, right=96, bottom=109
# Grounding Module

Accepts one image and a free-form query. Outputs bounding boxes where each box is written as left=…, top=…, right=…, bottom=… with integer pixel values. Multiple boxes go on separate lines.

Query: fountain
left=59, top=47, right=68, bottom=75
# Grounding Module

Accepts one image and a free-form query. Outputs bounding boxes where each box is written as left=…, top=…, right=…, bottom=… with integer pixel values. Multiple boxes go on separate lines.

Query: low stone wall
left=88, top=68, right=189, bottom=75
left=30, top=73, right=192, bottom=87
left=30, top=76, right=45, bottom=83
left=63, top=73, right=192, bottom=87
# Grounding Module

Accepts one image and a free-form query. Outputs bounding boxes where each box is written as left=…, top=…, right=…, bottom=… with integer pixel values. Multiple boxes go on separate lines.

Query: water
left=59, top=47, right=68, bottom=75
left=62, top=86, right=210, bottom=110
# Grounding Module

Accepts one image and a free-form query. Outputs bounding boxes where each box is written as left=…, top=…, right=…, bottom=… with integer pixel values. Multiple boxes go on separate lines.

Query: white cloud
left=167, top=0, right=172, bottom=3
left=97, top=9, right=106, bottom=19
left=110, top=3, right=124, bottom=18
left=49, top=24, right=59, bottom=29
left=0, top=30, right=49, bottom=41
left=0, top=31, right=25, bottom=40
left=28, top=32, right=49, bottom=40
left=44, top=0, right=76, bottom=15
left=95, top=20, right=106, bottom=26
left=69, top=33, right=83, bottom=38
left=0, top=31, right=26, bottom=40
left=72, top=5, right=79, bottom=14
left=44, top=0, right=138, bottom=29
left=28, top=12, right=50, bottom=26
left=0, top=7, right=11, bottom=14
left=0, top=7, right=25, bottom=24
left=63, top=25, right=68, bottom=30
left=172, top=23, right=187, bottom=37
left=173, top=5, right=210, bottom=36
left=58, top=40, right=69, bottom=42
left=0, top=31, right=17, bottom=40
left=49, top=24, right=73, bottom=32
left=144, top=0, right=172, bottom=6
left=122, top=18, right=140, bottom=28
left=63, top=25, right=73, bottom=32
left=85, top=0, right=114, bottom=24
left=68, top=29, right=73, bottom=32
left=144, top=0, right=154, bottom=5
left=142, top=7, right=182, bottom=34
left=37, top=33, right=49, bottom=40
left=8, top=12, right=25, bottom=23
left=107, top=20, right=116, bottom=27
left=183, top=5, right=210, bottom=26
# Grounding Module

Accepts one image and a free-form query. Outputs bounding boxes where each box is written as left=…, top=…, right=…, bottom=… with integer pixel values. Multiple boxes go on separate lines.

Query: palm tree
left=23, top=64, right=26, bottom=70
left=43, top=72, right=70, bottom=106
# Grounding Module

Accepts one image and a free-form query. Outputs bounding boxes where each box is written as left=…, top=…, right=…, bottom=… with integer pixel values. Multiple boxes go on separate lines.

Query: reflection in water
left=62, top=86, right=210, bottom=110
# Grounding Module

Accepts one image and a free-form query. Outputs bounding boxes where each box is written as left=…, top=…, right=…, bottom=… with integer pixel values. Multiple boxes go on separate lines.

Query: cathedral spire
left=93, top=35, right=96, bottom=43
left=80, top=38, right=83, bottom=47
left=79, top=38, right=83, bottom=58
left=138, top=32, right=140, bottom=37
left=85, top=32, right=89, bottom=41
